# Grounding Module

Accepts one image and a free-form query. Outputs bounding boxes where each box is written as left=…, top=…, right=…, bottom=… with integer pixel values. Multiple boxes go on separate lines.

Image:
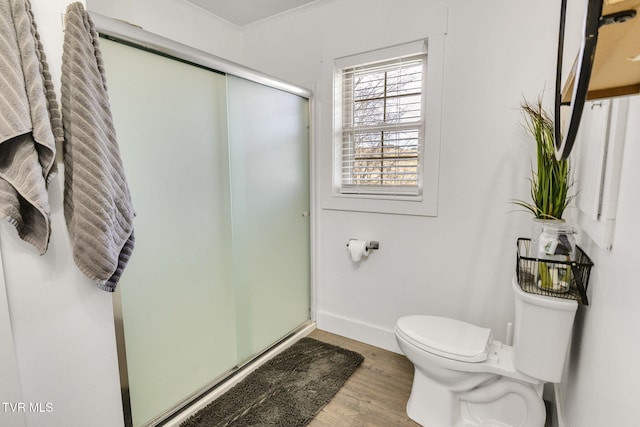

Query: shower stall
left=95, top=15, right=312, bottom=427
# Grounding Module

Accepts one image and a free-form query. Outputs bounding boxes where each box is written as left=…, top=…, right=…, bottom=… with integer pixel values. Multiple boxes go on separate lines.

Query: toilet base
left=406, top=368, right=546, bottom=427
left=406, top=368, right=457, bottom=426
left=458, top=378, right=546, bottom=427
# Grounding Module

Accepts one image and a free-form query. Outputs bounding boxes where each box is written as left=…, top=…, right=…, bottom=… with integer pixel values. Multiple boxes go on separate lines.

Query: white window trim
left=570, top=97, right=629, bottom=250
left=326, top=35, right=445, bottom=217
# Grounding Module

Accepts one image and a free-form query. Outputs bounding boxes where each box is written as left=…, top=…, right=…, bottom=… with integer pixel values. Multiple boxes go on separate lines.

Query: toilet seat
left=395, top=315, right=492, bottom=363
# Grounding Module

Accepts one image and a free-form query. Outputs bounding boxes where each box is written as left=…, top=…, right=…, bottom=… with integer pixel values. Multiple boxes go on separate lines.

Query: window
left=572, top=97, right=629, bottom=250
left=338, top=53, right=426, bottom=196
left=340, top=54, right=426, bottom=195
left=325, top=33, right=445, bottom=217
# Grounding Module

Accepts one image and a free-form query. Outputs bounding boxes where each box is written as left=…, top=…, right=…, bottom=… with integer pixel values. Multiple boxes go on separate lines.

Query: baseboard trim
left=163, top=321, right=317, bottom=426
left=316, top=310, right=400, bottom=354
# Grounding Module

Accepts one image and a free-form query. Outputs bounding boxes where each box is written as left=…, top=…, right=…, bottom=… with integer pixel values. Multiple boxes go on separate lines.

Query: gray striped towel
left=61, top=2, right=135, bottom=292
left=0, top=0, right=63, bottom=254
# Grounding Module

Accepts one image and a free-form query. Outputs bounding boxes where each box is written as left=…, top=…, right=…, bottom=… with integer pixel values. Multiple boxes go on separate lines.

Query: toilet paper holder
left=346, top=239, right=379, bottom=251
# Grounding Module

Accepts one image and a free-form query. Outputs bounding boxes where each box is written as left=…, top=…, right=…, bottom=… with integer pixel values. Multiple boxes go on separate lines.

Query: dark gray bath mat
left=181, top=337, right=364, bottom=427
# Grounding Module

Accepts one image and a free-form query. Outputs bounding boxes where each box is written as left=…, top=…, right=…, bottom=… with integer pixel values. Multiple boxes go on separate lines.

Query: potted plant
left=513, top=96, right=576, bottom=292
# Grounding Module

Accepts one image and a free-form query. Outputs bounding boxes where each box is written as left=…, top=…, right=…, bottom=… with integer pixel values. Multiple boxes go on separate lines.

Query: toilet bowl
left=395, top=277, right=578, bottom=427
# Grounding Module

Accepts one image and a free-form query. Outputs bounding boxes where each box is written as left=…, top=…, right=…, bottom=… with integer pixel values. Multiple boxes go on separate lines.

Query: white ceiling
left=186, top=0, right=320, bottom=26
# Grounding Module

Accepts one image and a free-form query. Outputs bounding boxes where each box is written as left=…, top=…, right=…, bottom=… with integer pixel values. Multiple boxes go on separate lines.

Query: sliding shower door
left=100, top=39, right=237, bottom=427
left=227, top=76, right=310, bottom=364
left=100, top=37, right=310, bottom=427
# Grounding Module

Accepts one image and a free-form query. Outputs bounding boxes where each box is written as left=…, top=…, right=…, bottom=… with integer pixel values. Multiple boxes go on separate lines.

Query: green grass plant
left=513, top=97, right=574, bottom=220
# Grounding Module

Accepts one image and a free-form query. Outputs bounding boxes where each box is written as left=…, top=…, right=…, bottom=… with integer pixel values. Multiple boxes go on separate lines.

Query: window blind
left=340, top=54, right=426, bottom=195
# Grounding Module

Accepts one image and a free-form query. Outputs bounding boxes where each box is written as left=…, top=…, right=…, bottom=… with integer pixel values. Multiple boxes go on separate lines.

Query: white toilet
left=395, top=276, right=578, bottom=427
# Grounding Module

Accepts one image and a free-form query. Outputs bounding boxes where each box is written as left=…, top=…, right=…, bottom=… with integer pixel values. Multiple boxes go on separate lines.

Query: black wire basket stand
left=516, top=238, right=593, bottom=305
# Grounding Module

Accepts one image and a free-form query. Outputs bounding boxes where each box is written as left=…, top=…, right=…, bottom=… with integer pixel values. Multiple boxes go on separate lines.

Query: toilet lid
left=396, top=315, right=492, bottom=362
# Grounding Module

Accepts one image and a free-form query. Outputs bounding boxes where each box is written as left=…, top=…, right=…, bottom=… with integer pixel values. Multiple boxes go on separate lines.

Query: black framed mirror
left=554, top=0, right=603, bottom=160
left=555, top=0, right=638, bottom=160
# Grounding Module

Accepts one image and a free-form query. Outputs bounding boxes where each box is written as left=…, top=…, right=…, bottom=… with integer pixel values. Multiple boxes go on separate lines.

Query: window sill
left=322, top=190, right=436, bottom=217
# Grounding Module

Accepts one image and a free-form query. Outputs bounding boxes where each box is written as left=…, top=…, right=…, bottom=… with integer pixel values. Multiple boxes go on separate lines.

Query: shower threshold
left=154, top=320, right=316, bottom=427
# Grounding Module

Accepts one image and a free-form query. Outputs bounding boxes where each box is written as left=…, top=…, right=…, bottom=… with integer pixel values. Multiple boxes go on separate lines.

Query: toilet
left=395, top=276, right=578, bottom=427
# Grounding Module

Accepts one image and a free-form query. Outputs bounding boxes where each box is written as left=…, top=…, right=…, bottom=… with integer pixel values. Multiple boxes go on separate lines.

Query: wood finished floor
left=308, top=329, right=420, bottom=426
left=307, top=329, right=553, bottom=427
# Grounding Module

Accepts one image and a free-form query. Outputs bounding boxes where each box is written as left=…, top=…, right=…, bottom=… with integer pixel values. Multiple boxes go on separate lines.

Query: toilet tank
left=511, top=276, right=578, bottom=383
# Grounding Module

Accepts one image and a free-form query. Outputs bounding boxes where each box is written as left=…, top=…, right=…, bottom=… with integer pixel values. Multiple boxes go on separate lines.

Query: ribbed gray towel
left=0, top=0, right=63, bottom=254
left=61, top=2, right=135, bottom=292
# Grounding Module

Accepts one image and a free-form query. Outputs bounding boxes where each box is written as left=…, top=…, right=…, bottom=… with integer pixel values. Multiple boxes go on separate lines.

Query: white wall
left=242, top=0, right=558, bottom=350
left=0, top=2, right=125, bottom=427
left=0, top=249, right=25, bottom=427
left=558, top=96, right=640, bottom=426
left=240, top=1, right=640, bottom=426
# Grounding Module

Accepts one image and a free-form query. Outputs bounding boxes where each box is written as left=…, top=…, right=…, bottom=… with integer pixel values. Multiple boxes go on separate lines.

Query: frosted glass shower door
left=227, top=76, right=311, bottom=363
left=100, top=40, right=236, bottom=427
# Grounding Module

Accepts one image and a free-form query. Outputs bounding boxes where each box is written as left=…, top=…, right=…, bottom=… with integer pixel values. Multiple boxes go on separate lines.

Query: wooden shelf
left=562, top=0, right=640, bottom=102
